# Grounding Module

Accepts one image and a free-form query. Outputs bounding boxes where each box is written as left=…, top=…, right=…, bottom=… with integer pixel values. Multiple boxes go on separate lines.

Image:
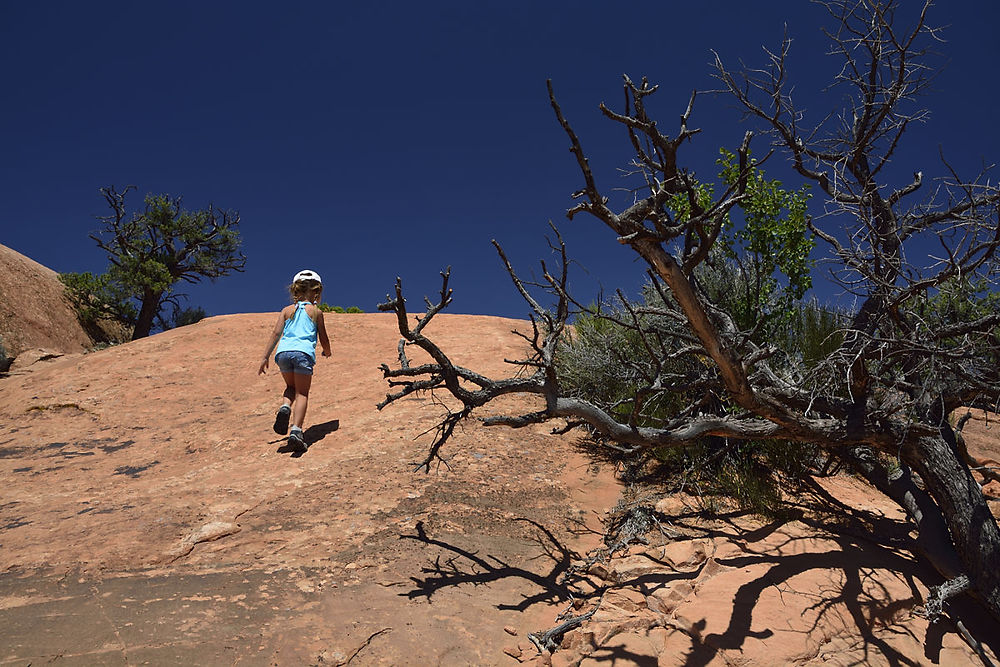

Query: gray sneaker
left=273, top=405, right=291, bottom=435
left=288, top=427, right=306, bottom=453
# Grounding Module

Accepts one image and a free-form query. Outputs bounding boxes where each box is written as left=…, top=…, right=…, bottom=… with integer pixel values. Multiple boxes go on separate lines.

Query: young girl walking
left=258, top=270, right=332, bottom=452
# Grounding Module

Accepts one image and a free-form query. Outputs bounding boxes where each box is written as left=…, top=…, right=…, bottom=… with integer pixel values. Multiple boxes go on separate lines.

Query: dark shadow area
left=275, top=441, right=300, bottom=457
left=680, top=541, right=919, bottom=667
left=412, top=488, right=1000, bottom=666
left=583, top=646, right=659, bottom=666
left=792, top=477, right=914, bottom=548
left=270, top=420, right=338, bottom=458
left=924, top=619, right=946, bottom=663
left=2, top=516, right=30, bottom=530
left=400, top=518, right=593, bottom=613
left=274, top=440, right=305, bottom=459
left=396, top=432, right=1000, bottom=663
left=304, top=419, right=339, bottom=445
left=647, top=507, right=1000, bottom=667
left=99, top=439, right=134, bottom=454
left=113, top=461, right=160, bottom=478
left=925, top=590, right=1000, bottom=666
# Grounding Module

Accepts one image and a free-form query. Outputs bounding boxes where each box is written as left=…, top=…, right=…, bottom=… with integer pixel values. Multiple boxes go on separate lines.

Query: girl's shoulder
left=283, top=302, right=322, bottom=320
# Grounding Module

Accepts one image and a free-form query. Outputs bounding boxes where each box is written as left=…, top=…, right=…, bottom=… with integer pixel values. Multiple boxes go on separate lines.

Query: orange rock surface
left=1, top=308, right=998, bottom=664
left=0, top=243, right=96, bottom=360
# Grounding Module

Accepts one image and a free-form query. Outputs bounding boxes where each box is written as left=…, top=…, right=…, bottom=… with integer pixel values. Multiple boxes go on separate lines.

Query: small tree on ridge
left=62, top=185, right=246, bottom=340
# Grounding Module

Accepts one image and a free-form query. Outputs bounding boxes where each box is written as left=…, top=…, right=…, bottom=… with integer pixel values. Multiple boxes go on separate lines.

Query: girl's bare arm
left=258, top=311, right=287, bottom=374
left=316, top=310, right=332, bottom=357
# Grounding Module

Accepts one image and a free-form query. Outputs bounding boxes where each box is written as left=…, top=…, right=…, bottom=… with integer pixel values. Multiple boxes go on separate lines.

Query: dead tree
left=379, top=0, right=1000, bottom=623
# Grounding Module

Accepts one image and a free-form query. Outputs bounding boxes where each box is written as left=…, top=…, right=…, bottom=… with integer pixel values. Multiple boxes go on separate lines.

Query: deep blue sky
left=2, top=2, right=998, bottom=320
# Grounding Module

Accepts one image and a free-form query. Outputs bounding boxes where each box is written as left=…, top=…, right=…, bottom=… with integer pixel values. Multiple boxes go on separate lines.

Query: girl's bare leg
left=291, top=371, right=313, bottom=429
left=280, top=377, right=295, bottom=409
left=273, top=372, right=298, bottom=435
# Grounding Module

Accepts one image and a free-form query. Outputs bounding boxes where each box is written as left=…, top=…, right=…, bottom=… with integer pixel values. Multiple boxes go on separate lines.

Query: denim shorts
left=275, top=350, right=314, bottom=375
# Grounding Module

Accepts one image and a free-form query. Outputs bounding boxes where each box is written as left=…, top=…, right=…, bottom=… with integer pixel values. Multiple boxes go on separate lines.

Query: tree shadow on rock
left=583, top=645, right=659, bottom=666
left=400, top=518, right=594, bottom=613
left=622, top=510, right=1000, bottom=667
left=695, top=543, right=916, bottom=666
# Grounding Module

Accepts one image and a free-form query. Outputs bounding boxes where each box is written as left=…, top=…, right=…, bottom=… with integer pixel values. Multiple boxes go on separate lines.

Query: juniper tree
left=378, top=0, right=1000, bottom=628
left=62, top=185, right=245, bottom=340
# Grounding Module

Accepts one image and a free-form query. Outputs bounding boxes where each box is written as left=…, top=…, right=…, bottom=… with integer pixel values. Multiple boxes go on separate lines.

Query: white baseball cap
left=293, top=269, right=322, bottom=284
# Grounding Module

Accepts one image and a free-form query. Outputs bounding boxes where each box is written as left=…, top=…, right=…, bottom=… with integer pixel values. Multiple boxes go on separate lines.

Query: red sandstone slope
left=0, top=243, right=96, bottom=362
left=0, top=312, right=998, bottom=665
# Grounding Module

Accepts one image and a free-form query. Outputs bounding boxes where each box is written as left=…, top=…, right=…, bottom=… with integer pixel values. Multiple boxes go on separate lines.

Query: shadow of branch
left=399, top=519, right=594, bottom=612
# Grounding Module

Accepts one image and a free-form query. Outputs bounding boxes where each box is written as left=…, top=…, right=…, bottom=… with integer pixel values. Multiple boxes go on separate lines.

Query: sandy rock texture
left=1, top=310, right=998, bottom=665
left=0, top=243, right=95, bottom=363
left=0, top=312, right=620, bottom=664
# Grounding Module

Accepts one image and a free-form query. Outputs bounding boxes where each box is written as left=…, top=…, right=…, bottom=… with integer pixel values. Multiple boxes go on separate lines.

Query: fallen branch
left=336, top=627, right=392, bottom=666
left=528, top=608, right=598, bottom=653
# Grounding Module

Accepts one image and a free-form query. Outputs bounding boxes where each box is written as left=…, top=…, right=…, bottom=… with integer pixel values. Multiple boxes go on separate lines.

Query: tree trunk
left=131, top=290, right=162, bottom=340
left=841, top=447, right=964, bottom=579
left=904, top=433, right=1000, bottom=621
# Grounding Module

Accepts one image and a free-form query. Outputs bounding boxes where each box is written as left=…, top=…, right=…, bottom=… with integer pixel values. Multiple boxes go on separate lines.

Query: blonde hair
left=289, top=279, right=322, bottom=303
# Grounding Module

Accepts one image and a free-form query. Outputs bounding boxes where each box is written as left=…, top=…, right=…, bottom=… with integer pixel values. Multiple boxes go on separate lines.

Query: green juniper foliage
left=173, top=306, right=208, bottom=327
left=559, top=289, right=842, bottom=516
left=378, top=1, right=1000, bottom=620
left=59, top=270, right=137, bottom=341
left=319, top=303, right=364, bottom=313
left=60, top=186, right=245, bottom=340
left=556, top=152, right=833, bottom=516
left=711, top=149, right=814, bottom=333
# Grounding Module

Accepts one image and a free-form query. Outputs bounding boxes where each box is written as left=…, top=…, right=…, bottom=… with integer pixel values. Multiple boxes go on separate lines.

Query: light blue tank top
left=274, top=302, right=318, bottom=360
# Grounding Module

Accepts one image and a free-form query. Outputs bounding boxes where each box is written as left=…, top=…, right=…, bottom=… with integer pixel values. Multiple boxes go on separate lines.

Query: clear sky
left=2, top=2, right=998, bottom=320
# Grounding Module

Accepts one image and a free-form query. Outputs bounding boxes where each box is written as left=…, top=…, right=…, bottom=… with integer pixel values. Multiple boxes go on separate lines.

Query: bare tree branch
left=380, top=0, right=1000, bottom=624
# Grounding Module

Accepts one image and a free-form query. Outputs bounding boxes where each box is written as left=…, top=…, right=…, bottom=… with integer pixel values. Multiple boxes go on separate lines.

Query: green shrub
left=60, top=271, right=136, bottom=337
left=174, top=306, right=207, bottom=327
left=557, top=281, right=836, bottom=518
left=318, top=303, right=363, bottom=313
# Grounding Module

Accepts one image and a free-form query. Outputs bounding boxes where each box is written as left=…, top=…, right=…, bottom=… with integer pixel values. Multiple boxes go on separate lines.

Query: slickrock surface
left=0, top=243, right=95, bottom=360
left=0, top=313, right=621, bottom=664
left=1, top=312, right=998, bottom=665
